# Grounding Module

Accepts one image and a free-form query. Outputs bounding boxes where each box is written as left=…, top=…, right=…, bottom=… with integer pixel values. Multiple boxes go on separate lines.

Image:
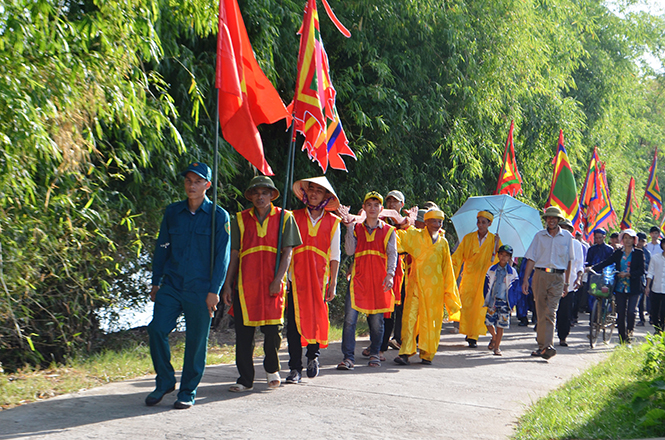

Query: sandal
left=368, top=355, right=381, bottom=367
left=488, top=339, right=496, bottom=351
left=361, top=348, right=371, bottom=357
left=336, top=359, right=355, bottom=370
left=267, top=372, right=281, bottom=389
left=394, top=355, right=410, bottom=365
left=493, top=348, right=502, bottom=356
left=229, top=383, right=253, bottom=393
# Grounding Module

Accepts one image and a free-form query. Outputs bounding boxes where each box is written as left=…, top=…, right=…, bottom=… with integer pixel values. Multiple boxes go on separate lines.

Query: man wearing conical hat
left=522, top=206, right=574, bottom=360
left=394, top=208, right=461, bottom=365
left=222, top=176, right=302, bottom=391
left=284, top=177, right=341, bottom=384
left=452, top=210, right=501, bottom=348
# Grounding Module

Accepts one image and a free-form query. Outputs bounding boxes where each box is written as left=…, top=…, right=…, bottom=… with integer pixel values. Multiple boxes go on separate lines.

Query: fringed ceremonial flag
left=216, top=0, right=289, bottom=176
left=289, top=0, right=354, bottom=172
left=494, top=120, right=523, bottom=196
left=580, top=147, right=617, bottom=239
left=645, top=148, right=662, bottom=219
left=620, top=177, right=638, bottom=230
left=545, top=130, right=584, bottom=234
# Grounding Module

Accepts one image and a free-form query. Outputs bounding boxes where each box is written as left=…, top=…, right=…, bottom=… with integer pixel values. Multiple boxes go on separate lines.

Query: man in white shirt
left=522, top=206, right=574, bottom=360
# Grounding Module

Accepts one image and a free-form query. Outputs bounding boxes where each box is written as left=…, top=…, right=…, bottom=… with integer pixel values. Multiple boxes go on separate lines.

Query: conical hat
left=292, top=176, right=340, bottom=211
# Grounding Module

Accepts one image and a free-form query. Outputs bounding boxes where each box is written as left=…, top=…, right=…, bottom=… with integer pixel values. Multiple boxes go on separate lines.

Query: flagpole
left=210, top=89, right=220, bottom=280
left=274, top=120, right=297, bottom=278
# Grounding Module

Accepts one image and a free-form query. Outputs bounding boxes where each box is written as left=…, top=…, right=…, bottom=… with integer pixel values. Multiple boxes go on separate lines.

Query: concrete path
left=0, top=318, right=650, bottom=440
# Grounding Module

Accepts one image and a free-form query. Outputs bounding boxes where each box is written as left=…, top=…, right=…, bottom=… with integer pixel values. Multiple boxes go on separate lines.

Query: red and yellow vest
left=350, top=221, right=395, bottom=314
left=237, top=205, right=291, bottom=326
left=290, top=209, right=341, bottom=348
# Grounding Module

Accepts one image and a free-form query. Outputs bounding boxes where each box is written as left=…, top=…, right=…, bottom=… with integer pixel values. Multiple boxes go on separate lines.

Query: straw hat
left=292, top=176, right=340, bottom=211
left=542, top=206, right=566, bottom=220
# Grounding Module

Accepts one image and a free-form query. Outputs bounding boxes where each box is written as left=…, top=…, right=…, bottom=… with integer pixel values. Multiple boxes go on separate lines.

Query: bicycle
left=587, top=268, right=618, bottom=348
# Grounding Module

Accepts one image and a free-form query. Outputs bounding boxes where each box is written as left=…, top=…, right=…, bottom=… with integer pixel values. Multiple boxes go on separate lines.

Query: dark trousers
left=286, top=289, right=320, bottom=372
left=516, top=291, right=536, bottom=322
left=577, top=281, right=590, bottom=315
left=556, top=289, right=575, bottom=341
left=148, top=285, right=212, bottom=404
left=651, top=293, right=665, bottom=333
left=233, top=292, right=282, bottom=388
left=615, top=291, right=640, bottom=343
left=381, top=302, right=403, bottom=351
left=637, top=291, right=650, bottom=323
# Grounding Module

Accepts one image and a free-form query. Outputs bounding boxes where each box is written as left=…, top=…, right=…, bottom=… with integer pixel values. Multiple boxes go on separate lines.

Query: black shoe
left=420, top=359, right=432, bottom=365
left=559, top=339, right=568, bottom=347
left=518, top=318, right=528, bottom=327
left=394, top=355, right=410, bottom=365
left=173, top=400, right=193, bottom=410
left=145, top=385, right=176, bottom=407
left=285, top=369, right=302, bottom=384
left=467, top=338, right=478, bottom=348
left=542, top=346, right=557, bottom=360
left=306, top=358, right=319, bottom=378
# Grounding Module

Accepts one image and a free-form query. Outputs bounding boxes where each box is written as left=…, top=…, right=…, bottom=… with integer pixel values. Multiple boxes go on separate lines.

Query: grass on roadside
left=0, top=318, right=367, bottom=410
left=513, top=336, right=665, bottom=440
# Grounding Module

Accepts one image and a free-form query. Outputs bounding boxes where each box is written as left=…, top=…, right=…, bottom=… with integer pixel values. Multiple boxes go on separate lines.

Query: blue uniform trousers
left=148, top=284, right=211, bottom=404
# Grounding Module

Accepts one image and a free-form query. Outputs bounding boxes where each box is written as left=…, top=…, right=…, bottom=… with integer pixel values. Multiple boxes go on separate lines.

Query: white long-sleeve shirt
left=647, top=252, right=665, bottom=294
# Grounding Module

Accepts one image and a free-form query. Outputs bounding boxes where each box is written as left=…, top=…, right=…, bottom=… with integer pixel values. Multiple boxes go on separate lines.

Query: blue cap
left=180, top=162, right=211, bottom=181
left=592, top=228, right=607, bottom=236
left=498, top=244, right=513, bottom=255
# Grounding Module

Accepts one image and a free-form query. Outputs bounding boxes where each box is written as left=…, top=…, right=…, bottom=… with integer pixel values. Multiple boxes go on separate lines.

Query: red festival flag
left=580, top=147, right=617, bottom=238
left=620, top=177, right=639, bottom=230
left=645, top=148, right=663, bottom=219
left=494, top=120, right=523, bottom=196
left=545, top=130, right=583, bottom=234
left=216, top=0, right=289, bottom=176
left=289, top=0, right=354, bottom=172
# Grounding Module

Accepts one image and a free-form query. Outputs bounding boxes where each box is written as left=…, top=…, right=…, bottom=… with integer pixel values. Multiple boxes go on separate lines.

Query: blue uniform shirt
left=152, top=196, right=231, bottom=297
left=585, top=243, right=613, bottom=267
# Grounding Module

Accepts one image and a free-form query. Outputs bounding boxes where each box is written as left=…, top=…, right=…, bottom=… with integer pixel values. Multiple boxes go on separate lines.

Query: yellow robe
left=396, top=227, right=461, bottom=361
left=452, top=231, right=500, bottom=339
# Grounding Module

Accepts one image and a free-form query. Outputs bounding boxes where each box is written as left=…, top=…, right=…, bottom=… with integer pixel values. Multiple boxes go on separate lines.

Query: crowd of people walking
left=142, top=163, right=664, bottom=409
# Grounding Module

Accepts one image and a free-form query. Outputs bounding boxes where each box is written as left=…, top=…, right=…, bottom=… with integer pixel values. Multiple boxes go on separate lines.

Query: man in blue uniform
left=146, top=162, right=231, bottom=409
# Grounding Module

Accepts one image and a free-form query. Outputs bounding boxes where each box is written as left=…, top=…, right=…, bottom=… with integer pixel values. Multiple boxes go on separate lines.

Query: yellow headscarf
left=477, top=210, right=494, bottom=222
left=424, top=209, right=445, bottom=221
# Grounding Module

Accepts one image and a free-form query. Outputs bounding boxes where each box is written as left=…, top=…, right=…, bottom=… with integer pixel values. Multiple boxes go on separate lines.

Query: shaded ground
left=0, top=315, right=652, bottom=440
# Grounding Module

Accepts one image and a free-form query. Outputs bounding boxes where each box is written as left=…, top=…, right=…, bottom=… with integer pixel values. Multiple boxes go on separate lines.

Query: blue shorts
left=486, top=299, right=510, bottom=329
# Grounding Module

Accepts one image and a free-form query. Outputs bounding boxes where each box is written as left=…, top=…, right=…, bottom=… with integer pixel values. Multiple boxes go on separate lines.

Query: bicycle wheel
left=589, top=299, right=601, bottom=348
left=602, top=299, right=616, bottom=344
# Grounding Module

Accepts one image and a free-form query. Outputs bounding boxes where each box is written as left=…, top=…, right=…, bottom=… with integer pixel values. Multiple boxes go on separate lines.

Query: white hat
left=292, top=176, right=340, bottom=211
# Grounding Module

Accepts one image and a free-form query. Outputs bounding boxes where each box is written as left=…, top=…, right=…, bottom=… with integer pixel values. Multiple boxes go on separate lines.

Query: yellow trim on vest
left=307, top=215, right=322, bottom=236
left=356, top=250, right=388, bottom=259
left=249, top=205, right=276, bottom=238
left=240, top=245, right=277, bottom=258
left=293, top=245, right=328, bottom=260
left=364, top=227, right=376, bottom=242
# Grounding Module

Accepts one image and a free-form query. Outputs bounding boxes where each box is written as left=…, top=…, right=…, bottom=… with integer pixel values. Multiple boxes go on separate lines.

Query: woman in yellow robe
left=393, top=209, right=461, bottom=365
left=452, top=211, right=500, bottom=347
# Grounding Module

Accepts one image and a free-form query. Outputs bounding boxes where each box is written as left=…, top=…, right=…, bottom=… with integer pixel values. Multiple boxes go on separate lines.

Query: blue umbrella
left=451, top=195, right=543, bottom=258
